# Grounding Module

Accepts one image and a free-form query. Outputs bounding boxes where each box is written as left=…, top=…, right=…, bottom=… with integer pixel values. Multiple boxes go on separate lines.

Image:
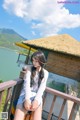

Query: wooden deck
left=0, top=79, right=80, bottom=120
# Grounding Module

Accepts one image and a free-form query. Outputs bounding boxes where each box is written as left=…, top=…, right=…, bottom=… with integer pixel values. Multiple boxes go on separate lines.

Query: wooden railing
left=0, top=79, right=23, bottom=120
left=43, top=88, right=80, bottom=120
left=0, top=80, right=17, bottom=111
left=0, top=79, right=80, bottom=120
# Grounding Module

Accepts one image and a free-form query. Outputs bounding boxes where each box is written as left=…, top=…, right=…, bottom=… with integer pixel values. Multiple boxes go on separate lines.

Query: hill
left=0, top=28, right=26, bottom=50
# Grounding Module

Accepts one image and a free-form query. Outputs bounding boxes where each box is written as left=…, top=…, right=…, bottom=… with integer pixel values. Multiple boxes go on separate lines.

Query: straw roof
left=23, top=34, right=80, bottom=57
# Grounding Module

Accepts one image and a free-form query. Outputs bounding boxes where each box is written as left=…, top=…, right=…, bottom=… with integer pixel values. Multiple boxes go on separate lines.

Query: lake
left=0, top=47, right=78, bottom=87
left=0, top=48, right=21, bottom=81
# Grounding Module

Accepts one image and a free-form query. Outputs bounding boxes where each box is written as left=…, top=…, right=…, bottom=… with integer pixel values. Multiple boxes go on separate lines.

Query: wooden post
left=25, top=47, right=31, bottom=64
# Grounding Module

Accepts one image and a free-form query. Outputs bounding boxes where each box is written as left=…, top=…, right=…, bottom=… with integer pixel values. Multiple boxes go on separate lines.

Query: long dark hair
left=30, top=51, right=46, bottom=87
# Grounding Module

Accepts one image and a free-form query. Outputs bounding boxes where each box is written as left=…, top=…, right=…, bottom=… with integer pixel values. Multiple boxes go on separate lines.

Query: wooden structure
left=0, top=79, right=80, bottom=120
left=0, top=34, right=80, bottom=120
left=22, top=34, right=80, bottom=82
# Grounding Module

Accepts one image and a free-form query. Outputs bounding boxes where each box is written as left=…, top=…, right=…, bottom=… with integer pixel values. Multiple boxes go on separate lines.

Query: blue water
left=0, top=47, right=78, bottom=87
left=0, top=48, right=21, bottom=81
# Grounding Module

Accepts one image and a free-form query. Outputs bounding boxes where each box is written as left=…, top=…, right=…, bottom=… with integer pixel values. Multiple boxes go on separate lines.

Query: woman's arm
left=23, top=70, right=32, bottom=110
left=34, top=70, right=49, bottom=104
left=24, top=70, right=31, bottom=100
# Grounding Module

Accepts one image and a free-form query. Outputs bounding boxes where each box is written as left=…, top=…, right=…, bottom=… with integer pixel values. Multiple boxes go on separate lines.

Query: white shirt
left=20, top=67, right=49, bottom=104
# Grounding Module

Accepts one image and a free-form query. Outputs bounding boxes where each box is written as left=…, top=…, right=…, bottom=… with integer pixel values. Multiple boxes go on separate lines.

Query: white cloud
left=31, top=31, right=36, bottom=36
left=3, top=0, right=27, bottom=17
left=3, top=0, right=80, bottom=37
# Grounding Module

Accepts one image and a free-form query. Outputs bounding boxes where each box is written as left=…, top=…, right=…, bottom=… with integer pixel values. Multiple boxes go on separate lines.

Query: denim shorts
left=17, top=90, right=42, bottom=108
left=17, top=94, right=35, bottom=105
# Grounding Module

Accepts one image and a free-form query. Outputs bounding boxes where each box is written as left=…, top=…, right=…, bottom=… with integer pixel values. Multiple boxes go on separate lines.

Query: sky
left=0, top=0, right=80, bottom=41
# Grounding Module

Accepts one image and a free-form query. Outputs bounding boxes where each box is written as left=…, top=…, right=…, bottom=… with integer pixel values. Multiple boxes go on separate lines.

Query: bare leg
left=33, top=105, right=42, bottom=120
left=14, top=104, right=27, bottom=120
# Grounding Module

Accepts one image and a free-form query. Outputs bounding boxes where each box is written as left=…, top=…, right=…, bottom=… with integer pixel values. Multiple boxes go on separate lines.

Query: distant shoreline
left=0, top=46, right=18, bottom=53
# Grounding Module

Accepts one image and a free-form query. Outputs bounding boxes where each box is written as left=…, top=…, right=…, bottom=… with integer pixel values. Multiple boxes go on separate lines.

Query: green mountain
left=0, top=28, right=26, bottom=50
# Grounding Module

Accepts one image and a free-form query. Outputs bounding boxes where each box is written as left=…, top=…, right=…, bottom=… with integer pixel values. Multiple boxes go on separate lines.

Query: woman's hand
left=30, top=100, right=38, bottom=111
left=24, top=99, right=31, bottom=110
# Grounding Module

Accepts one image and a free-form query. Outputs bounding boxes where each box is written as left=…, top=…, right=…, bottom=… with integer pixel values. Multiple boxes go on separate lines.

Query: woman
left=14, top=51, right=49, bottom=120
